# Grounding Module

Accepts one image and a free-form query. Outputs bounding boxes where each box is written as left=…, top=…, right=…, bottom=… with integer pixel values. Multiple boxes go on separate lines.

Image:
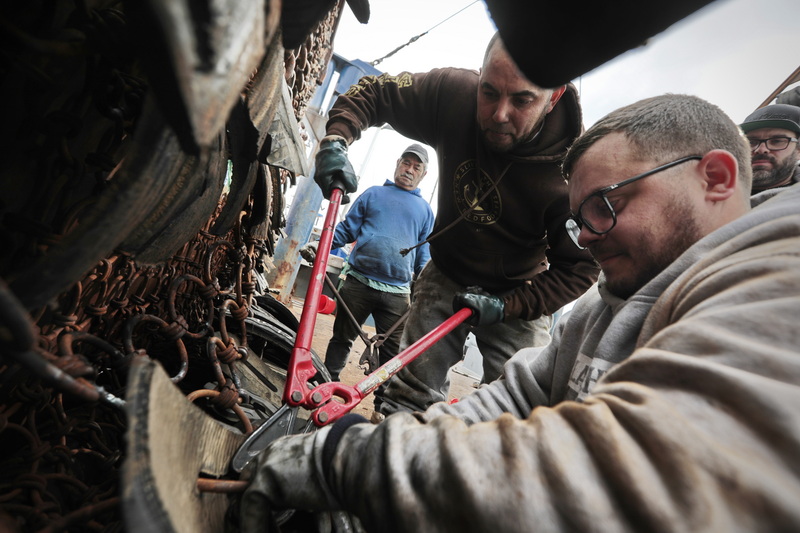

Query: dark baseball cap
left=402, top=143, right=429, bottom=165
left=740, top=104, right=800, bottom=135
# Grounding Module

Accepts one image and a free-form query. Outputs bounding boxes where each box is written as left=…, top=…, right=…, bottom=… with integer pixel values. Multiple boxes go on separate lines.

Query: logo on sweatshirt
left=343, top=73, right=414, bottom=97
left=453, top=160, right=501, bottom=225
left=567, top=353, right=615, bottom=401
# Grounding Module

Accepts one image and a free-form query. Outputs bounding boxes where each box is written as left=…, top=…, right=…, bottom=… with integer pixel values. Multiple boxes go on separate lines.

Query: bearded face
left=747, top=127, right=800, bottom=192
left=751, top=150, right=799, bottom=191
left=476, top=43, right=562, bottom=153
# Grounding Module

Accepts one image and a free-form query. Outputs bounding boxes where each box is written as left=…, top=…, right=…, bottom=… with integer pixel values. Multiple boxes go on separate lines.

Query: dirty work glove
left=314, top=135, right=358, bottom=204
left=453, top=286, right=505, bottom=326
left=300, top=241, right=319, bottom=263
left=239, top=427, right=337, bottom=533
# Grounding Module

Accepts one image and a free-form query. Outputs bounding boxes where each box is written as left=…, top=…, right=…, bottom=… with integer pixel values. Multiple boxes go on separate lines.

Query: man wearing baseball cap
left=739, top=103, right=800, bottom=194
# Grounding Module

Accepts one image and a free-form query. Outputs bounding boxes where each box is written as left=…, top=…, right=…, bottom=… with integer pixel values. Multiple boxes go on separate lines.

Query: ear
left=546, top=85, right=567, bottom=113
left=697, top=150, right=738, bottom=202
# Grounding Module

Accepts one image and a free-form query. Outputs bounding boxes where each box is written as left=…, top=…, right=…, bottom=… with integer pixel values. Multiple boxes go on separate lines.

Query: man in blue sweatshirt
left=302, top=144, right=435, bottom=408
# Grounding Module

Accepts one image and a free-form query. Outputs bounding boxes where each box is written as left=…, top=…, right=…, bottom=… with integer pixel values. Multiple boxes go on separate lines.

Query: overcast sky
left=321, top=0, right=799, bottom=211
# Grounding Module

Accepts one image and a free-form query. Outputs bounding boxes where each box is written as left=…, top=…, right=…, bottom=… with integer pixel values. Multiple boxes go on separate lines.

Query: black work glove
left=240, top=429, right=338, bottom=533
left=314, top=135, right=358, bottom=204
left=453, top=286, right=505, bottom=326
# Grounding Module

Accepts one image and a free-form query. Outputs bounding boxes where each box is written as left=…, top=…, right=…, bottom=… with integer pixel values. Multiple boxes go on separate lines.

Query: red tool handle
left=307, top=307, right=473, bottom=426
left=284, top=186, right=343, bottom=406
left=281, top=178, right=474, bottom=425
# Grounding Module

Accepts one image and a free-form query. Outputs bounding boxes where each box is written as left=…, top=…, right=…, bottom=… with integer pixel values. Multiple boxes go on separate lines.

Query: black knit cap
left=740, top=104, right=800, bottom=135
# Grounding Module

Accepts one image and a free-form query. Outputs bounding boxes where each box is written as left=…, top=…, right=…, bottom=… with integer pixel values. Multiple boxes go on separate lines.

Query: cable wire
left=370, top=1, right=480, bottom=66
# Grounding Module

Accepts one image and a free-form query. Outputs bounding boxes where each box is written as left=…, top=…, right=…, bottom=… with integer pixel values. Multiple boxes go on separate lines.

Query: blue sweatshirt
left=332, top=180, right=434, bottom=287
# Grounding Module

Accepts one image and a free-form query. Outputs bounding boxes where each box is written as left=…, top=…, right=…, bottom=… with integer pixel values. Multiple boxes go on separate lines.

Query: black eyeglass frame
left=565, top=155, right=703, bottom=249
left=746, top=136, right=799, bottom=152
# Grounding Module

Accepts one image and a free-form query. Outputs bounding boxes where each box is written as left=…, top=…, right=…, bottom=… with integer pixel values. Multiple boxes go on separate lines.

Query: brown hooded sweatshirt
left=326, top=67, right=599, bottom=319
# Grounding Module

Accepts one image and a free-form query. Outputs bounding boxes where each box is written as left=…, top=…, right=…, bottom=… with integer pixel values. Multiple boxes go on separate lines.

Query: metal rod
left=355, top=307, right=473, bottom=397
left=197, top=478, right=249, bottom=493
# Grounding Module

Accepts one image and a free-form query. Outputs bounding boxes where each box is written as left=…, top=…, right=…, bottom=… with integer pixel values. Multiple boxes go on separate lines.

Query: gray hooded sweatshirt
left=248, top=184, right=800, bottom=533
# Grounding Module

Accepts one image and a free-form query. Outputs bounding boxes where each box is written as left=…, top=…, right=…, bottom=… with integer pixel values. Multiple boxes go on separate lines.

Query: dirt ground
left=287, top=297, right=480, bottom=421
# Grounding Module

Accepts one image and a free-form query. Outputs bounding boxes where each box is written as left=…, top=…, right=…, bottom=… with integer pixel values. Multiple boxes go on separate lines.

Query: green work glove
left=300, top=241, right=318, bottom=263
left=453, top=286, right=505, bottom=326
left=314, top=135, right=358, bottom=203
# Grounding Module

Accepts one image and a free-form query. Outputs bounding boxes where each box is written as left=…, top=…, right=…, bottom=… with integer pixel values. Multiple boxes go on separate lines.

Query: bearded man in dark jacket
left=313, top=33, right=599, bottom=416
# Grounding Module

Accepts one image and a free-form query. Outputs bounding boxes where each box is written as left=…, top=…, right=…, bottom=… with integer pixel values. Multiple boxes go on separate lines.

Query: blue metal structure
left=266, top=55, right=382, bottom=302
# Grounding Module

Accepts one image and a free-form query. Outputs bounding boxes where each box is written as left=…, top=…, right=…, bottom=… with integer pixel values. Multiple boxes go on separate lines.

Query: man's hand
left=239, top=429, right=337, bottom=533
left=300, top=241, right=319, bottom=263
left=453, top=286, right=505, bottom=326
left=314, top=135, right=358, bottom=203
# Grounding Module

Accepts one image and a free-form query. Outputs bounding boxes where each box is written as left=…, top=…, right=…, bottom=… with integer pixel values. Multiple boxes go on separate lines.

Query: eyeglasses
left=565, top=155, right=703, bottom=249
left=747, top=136, right=798, bottom=152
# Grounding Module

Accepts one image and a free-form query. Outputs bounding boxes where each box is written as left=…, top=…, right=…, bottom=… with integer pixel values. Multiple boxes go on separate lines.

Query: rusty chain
left=0, top=0, right=342, bottom=529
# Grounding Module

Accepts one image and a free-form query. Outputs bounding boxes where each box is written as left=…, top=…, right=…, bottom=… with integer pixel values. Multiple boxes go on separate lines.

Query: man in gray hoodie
left=240, top=94, right=800, bottom=532
left=738, top=103, right=800, bottom=195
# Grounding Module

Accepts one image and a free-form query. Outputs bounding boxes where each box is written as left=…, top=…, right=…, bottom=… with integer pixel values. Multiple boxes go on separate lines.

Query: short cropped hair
left=483, top=32, right=503, bottom=67
left=563, top=94, right=752, bottom=192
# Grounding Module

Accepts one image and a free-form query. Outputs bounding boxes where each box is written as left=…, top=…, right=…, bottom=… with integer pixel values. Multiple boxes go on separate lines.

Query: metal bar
left=197, top=478, right=250, bottom=493
left=284, top=187, right=343, bottom=405
left=355, top=307, right=473, bottom=397
left=307, top=307, right=473, bottom=426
